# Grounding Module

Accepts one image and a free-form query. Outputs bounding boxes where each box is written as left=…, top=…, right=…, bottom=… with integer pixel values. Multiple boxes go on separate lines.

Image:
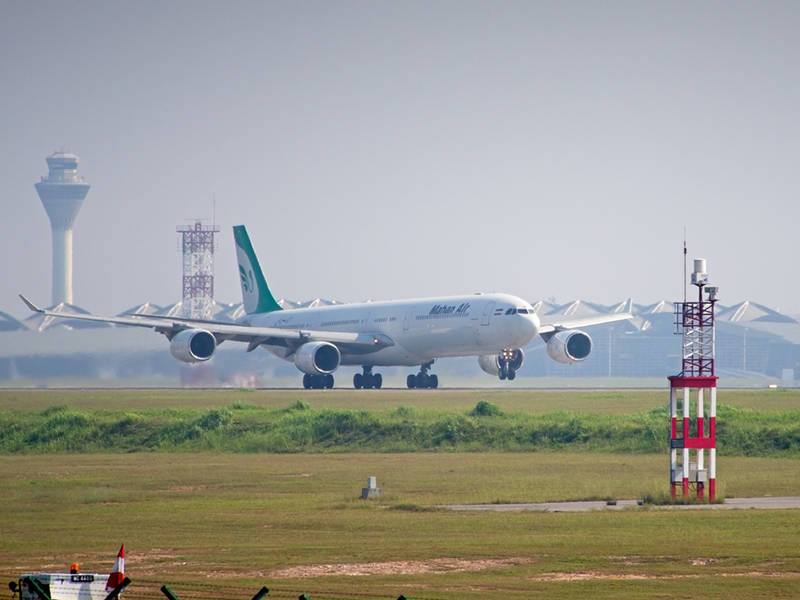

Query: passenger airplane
left=21, top=225, right=632, bottom=389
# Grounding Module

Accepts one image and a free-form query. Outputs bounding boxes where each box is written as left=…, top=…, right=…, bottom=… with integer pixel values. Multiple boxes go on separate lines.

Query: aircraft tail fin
left=233, top=225, right=282, bottom=315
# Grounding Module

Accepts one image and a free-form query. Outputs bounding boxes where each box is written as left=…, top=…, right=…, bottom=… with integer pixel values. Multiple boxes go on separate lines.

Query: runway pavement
left=443, top=496, right=800, bottom=512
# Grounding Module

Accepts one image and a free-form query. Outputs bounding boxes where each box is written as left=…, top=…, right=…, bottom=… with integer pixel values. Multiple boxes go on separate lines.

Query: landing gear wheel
left=410, top=361, right=438, bottom=388
left=303, top=374, right=333, bottom=389
left=507, top=370, right=516, bottom=381
left=355, top=366, right=382, bottom=390
left=499, top=369, right=507, bottom=380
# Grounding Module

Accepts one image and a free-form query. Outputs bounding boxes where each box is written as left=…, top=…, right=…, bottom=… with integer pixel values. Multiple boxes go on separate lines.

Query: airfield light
left=250, top=587, right=269, bottom=600
left=160, top=584, right=181, bottom=600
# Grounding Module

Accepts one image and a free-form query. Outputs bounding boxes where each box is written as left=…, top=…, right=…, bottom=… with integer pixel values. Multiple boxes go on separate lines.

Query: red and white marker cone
left=106, top=544, right=125, bottom=591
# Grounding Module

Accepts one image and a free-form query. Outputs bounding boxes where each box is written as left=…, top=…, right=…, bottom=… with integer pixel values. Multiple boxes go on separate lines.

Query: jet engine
left=546, top=330, right=592, bottom=364
left=478, top=348, right=524, bottom=377
left=170, top=329, right=217, bottom=363
left=294, top=341, right=341, bottom=375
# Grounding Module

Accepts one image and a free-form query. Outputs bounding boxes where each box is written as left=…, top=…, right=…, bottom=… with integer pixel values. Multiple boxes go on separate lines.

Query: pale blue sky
left=1, top=1, right=798, bottom=319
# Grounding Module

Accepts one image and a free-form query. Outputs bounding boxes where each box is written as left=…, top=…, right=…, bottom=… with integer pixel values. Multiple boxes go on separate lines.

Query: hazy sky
left=2, top=1, right=798, bottom=320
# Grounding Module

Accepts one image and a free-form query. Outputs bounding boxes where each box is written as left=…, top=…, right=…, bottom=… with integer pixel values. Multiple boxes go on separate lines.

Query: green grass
left=2, top=389, right=800, bottom=599
left=2, top=387, right=799, bottom=413
left=2, top=453, right=800, bottom=600
left=2, top=401, right=799, bottom=456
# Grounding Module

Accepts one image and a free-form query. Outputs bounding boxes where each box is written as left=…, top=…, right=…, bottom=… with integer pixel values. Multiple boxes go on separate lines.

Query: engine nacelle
left=293, top=341, right=341, bottom=375
left=546, top=330, right=592, bottom=364
left=478, top=348, right=524, bottom=376
left=170, top=329, right=217, bottom=363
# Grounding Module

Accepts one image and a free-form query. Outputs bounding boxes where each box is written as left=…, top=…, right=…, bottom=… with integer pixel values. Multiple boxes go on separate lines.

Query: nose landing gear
left=498, top=348, right=519, bottom=381
left=354, top=365, right=383, bottom=389
left=498, top=365, right=516, bottom=381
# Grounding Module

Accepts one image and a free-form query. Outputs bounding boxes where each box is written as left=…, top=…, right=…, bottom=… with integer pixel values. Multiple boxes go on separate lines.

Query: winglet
left=233, top=225, right=282, bottom=315
left=19, top=295, right=44, bottom=313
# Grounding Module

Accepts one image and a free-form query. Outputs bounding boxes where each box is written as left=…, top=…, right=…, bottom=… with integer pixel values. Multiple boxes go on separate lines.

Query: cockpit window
left=505, top=308, right=514, bottom=315
left=517, top=308, right=529, bottom=314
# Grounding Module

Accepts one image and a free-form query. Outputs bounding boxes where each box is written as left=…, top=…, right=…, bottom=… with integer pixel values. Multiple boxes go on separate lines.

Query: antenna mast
left=683, top=228, right=687, bottom=303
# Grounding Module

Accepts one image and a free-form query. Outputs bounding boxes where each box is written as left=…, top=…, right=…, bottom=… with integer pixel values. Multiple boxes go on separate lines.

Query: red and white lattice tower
left=177, top=220, right=220, bottom=319
left=668, top=258, right=719, bottom=502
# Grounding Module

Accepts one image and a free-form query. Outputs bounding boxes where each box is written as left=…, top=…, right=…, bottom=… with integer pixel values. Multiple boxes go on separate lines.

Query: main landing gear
left=354, top=365, right=382, bottom=389
left=407, top=361, right=438, bottom=389
left=303, top=373, right=334, bottom=389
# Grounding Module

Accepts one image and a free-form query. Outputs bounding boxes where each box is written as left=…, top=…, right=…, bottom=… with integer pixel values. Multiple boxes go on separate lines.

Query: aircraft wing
left=537, top=298, right=634, bottom=334
left=19, top=295, right=392, bottom=350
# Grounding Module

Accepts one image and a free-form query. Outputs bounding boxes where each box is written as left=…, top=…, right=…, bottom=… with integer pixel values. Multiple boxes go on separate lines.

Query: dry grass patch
left=270, top=557, right=533, bottom=578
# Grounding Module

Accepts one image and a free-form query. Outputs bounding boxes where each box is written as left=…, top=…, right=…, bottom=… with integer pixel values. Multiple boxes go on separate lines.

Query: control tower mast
left=34, top=150, right=91, bottom=306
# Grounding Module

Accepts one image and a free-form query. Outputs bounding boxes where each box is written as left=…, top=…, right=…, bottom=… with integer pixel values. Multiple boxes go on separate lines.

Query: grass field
left=3, top=387, right=800, bottom=412
left=2, top=389, right=799, bottom=600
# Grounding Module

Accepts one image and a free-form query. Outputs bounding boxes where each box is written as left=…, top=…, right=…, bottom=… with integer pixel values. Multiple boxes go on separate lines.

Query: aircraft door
left=362, top=312, right=371, bottom=333
left=481, top=301, right=495, bottom=326
left=403, top=307, right=415, bottom=330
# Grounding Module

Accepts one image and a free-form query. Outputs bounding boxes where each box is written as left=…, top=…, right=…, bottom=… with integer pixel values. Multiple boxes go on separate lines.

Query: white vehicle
left=21, top=226, right=631, bottom=389
left=14, top=573, right=112, bottom=600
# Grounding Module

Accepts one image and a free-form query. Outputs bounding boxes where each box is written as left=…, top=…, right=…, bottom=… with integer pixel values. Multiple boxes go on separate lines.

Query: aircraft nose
left=527, top=312, right=540, bottom=337
left=517, top=312, right=539, bottom=343
left=529, top=312, right=540, bottom=334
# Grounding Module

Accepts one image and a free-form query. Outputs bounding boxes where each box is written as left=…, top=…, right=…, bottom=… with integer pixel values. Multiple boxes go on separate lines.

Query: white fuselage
left=240, top=293, right=540, bottom=367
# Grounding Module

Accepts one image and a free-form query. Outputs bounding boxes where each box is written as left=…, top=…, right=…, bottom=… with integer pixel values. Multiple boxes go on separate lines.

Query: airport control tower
left=34, top=150, right=91, bottom=306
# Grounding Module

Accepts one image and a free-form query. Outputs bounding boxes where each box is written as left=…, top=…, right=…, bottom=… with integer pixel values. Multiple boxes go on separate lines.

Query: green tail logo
left=233, top=225, right=282, bottom=315
left=239, top=265, right=255, bottom=293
